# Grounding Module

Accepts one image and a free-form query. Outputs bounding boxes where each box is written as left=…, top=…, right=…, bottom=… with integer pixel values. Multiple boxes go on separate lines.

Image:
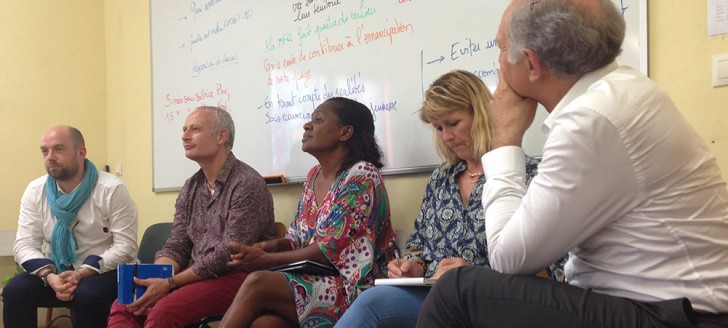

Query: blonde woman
left=335, top=70, right=551, bottom=328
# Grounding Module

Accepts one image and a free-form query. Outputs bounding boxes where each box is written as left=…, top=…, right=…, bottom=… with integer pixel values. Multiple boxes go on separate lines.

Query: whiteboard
left=151, top=0, right=647, bottom=191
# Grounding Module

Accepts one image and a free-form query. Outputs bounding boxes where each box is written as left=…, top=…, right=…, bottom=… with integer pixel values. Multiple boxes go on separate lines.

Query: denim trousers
left=335, top=285, right=431, bottom=328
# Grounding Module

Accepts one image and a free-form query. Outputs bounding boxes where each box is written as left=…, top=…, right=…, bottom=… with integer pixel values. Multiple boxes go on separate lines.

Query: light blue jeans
left=336, top=286, right=430, bottom=328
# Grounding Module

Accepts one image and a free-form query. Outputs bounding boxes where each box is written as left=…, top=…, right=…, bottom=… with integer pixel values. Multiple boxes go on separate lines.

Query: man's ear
left=78, top=146, right=87, bottom=160
left=217, top=128, right=229, bottom=146
left=339, top=125, right=354, bottom=142
left=523, top=48, right=544, bottom=82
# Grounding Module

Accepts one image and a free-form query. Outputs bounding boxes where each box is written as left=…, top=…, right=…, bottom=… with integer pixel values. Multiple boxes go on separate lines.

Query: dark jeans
left=417, top=266, right=728, bottom=328
left=2, top=270, right=118, bottom=328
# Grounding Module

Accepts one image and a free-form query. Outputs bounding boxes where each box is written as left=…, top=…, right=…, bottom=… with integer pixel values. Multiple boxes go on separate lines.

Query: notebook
left=117, top=263, right=174, bottom=304
left=268, top=260, right=338, bottom=276
left=374, top=277, right=437, bottom=286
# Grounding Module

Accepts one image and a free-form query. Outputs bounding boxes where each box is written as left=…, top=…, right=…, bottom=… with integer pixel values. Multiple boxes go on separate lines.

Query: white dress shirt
left=482, top=62, right=728, bottom=313
left=14, top=171, right=138, bottom=273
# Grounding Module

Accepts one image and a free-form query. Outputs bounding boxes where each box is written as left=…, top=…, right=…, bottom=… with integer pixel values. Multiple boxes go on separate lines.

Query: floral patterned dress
left=283, top=161, right=396, bottom=327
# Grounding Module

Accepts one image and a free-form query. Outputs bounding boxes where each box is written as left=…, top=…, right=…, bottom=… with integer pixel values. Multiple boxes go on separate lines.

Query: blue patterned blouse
left=403, top=156, right=542, bottom=278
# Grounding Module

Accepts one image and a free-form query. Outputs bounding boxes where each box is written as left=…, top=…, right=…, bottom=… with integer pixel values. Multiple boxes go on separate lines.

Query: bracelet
left=75, top=270, right=83, bottom=282
left=167, top=277, right=177, bottom=290
left=40, top=271, right=53, bottom=287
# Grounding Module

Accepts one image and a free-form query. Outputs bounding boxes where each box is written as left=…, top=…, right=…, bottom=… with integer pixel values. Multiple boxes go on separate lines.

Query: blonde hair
left=419, top=70, right=494, bottom=168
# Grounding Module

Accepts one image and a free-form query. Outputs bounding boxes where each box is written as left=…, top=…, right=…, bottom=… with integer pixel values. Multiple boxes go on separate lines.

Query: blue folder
left=117, top=263, right=173, bottom=304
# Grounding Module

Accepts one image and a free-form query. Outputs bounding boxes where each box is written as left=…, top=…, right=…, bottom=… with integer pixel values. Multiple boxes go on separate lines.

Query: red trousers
left=107, top=271, right=248, bottom=328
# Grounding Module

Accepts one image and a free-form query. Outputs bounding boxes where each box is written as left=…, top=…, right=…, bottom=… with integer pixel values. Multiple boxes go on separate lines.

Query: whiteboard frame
left=640, top=0, right=649, bottom=76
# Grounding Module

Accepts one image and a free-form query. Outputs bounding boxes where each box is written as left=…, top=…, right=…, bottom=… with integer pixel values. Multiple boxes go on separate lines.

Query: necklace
left=467, top=171, right=483, bottom=178
left=462, top=171, right=483, bottom=184
left=206, top=181, right=216, bottom=195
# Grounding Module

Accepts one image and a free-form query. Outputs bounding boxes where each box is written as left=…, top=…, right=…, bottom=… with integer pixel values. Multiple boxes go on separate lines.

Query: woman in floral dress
left=219, top=97, right=396, bottom=328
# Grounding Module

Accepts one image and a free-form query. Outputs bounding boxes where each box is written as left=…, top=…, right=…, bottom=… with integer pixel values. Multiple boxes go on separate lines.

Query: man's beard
left=46, top=163, right=78, bottom=181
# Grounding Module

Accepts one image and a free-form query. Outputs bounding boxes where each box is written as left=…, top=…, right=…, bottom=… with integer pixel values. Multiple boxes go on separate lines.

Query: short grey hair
left=196, top=106, right=235, bottom=150
left=507, top=0, right=625, bottom=78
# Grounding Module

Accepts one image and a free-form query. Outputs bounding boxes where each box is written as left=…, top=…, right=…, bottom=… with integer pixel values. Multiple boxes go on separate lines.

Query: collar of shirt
left=194, top=152, right=238, bottom=192
left=543, top=61, right=619, bottom=134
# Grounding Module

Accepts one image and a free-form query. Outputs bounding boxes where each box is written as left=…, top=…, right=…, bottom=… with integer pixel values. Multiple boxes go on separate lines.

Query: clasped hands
left=227, top=239, right=278, bottom=272
left=387, top=257, right=469, bottom=279
left=46, top=270, right=83, bottom=301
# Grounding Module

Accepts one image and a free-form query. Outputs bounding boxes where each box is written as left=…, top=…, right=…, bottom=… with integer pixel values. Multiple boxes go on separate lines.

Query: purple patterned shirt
left=156, top=153, right=276, bottom=278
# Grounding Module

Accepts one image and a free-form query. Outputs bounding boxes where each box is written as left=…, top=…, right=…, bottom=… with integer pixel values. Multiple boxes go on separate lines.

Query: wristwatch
left=40, top=271, right=52, bottom=287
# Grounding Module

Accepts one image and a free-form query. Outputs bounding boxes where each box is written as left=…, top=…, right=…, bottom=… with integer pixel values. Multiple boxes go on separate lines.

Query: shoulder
left=572, top=67, right=661, bottom=119
left=26, top=175, right=48, bottom=191
left=228, top=153, right=265, bottom=184
left=223, top=160, right=273, bottom=208
left=435, top=162, right=461, bottom=178
left=344, top=161, right=382, bottom=182
left=96, top=171, right=126, bottom=187
left=423, top=163, right=452, bottom=185
left=232, top=158, right=264, bottom=180
left=94, top=171, right=129, bottom=193
left=335, top=161, right=385, bottom=190
left=95, top=172, right=135, bottom=202
left=22, top=175, right=49, bottom=200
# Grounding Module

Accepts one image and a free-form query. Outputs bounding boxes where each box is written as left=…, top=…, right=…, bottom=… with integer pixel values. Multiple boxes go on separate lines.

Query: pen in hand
left=395, top=249, right=401, bottom=268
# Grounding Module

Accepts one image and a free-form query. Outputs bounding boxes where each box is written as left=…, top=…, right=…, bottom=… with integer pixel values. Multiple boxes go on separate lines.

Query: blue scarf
left=45, top=159, right=98, bottom=272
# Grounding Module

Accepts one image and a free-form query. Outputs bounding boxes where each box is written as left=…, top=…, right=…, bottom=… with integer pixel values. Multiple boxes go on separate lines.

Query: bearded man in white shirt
left=3, top=125, right=138, bottom=328
left=417, top=0, right=728, bottom=327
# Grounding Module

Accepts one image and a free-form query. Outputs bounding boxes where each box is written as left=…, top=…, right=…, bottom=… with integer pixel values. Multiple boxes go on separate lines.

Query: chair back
left=274, top=221, right=287, bottom=238
left=184, top=221, right=288, bottom=328
left=138, top=222, right=173, bottom=264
